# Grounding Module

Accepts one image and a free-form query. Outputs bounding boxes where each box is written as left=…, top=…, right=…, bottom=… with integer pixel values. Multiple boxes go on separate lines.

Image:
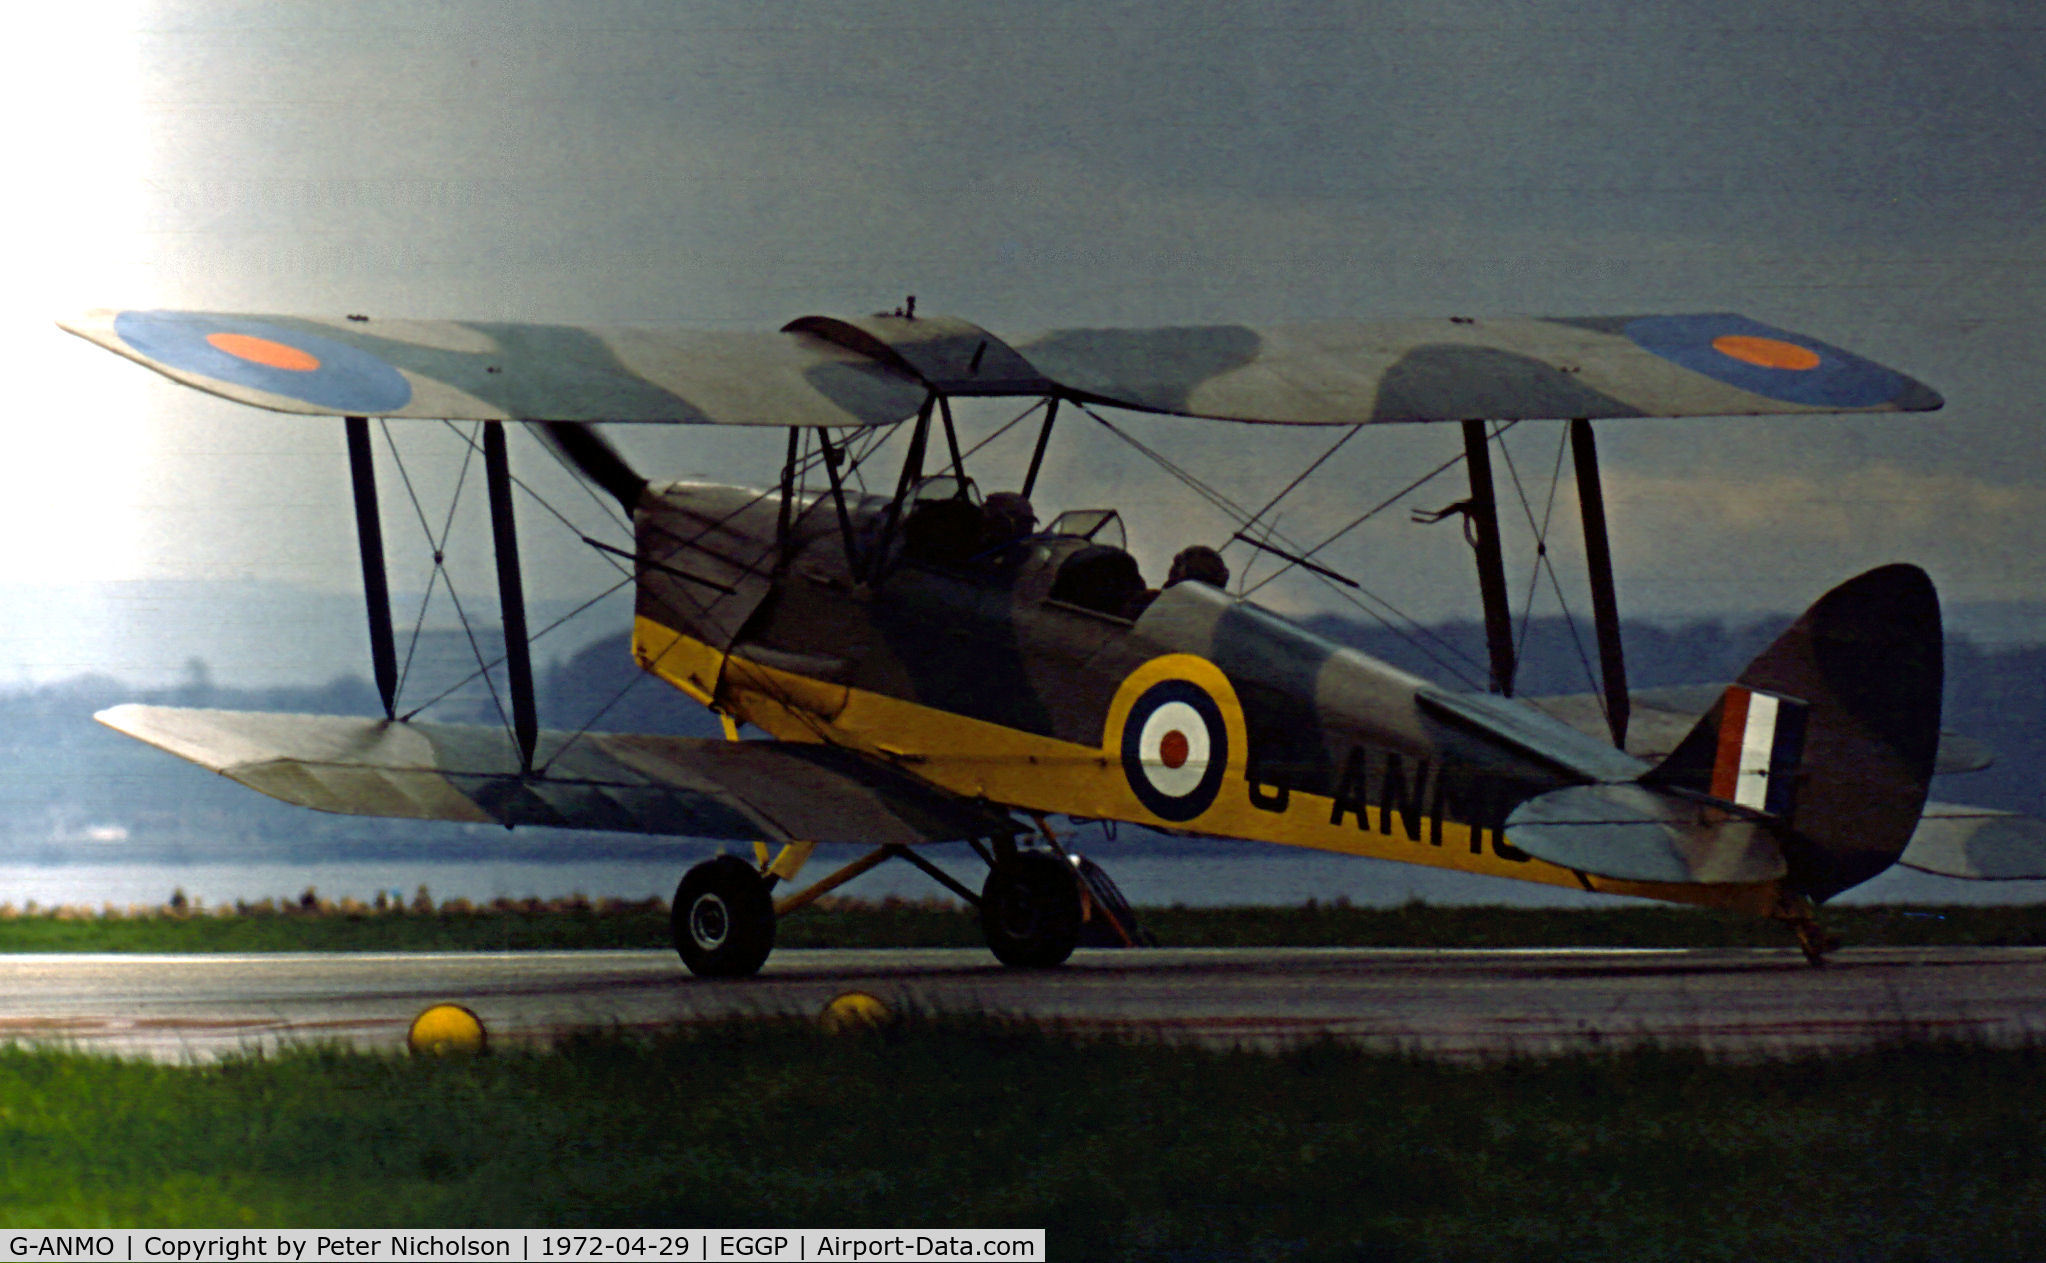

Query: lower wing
left=98, top=704, right=1016, bottom=848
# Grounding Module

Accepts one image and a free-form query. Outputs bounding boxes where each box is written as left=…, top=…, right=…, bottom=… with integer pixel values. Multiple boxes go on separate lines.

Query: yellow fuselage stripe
left=633, top=616, right=1779, bottom=914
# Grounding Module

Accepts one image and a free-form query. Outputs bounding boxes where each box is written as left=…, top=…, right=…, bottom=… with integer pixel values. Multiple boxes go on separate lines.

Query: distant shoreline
left=2, top=898, right=2043, bottom=953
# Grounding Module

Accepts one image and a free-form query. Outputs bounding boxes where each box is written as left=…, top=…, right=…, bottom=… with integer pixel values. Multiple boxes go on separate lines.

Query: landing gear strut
left=667, top=832, right=1134, bottom=977
left=672, top=855, right=776, bottom=977
left=980, top=850, right=1083, bottom=968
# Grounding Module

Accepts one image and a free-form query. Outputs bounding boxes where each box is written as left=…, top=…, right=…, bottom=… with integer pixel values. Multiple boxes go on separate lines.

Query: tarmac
left=1, top=946, right=2043, bottom=1061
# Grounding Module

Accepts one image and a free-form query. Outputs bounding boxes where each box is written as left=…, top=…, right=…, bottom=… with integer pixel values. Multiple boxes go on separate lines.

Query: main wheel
left=671, top=855, right=776, bottom=977
left=980, top=851, right=1083, bottom=968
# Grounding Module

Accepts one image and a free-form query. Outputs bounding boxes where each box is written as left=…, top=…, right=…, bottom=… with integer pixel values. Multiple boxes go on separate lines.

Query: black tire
left=980, top=851, right=1083, bottom=968
left=671, top=855, right=776, bottom=977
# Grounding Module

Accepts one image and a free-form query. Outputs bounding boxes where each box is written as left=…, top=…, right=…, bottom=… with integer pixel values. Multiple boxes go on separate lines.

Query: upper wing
left=66, top=307, right=1939, bottom=426
left=98, top=704, right=1016, bottom=847
left=1011, top=314, right=1942, bottom=423
left=59, top=310, right=928, bottom=426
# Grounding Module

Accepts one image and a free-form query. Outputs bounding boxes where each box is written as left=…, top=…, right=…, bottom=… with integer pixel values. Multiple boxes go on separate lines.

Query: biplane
left=59, top=304, right=2046, bottom=975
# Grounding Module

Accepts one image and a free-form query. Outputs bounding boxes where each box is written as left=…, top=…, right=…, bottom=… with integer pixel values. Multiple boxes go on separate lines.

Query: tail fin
left=1646, top=564, right=1942, bottom=901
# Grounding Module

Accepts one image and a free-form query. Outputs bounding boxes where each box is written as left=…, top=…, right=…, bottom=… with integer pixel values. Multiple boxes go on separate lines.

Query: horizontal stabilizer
left=1504, top=783, right=1787, bottom=884
left=1417, top=687, right=1647, bottom=783
left=97, top=704, right=1015, bottom=847
left=1898, top=803, right=2046, bottom=880
left=1523, top=685, right=1994, bottom=775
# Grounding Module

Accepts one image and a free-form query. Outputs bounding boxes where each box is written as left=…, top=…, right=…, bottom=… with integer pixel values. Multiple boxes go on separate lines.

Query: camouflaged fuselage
left=625, top=483, right=1758, bottom=905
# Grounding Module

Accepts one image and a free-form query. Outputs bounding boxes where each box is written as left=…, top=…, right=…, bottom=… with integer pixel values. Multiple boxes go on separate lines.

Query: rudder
left=1646, top=564, right=1942, bottom=901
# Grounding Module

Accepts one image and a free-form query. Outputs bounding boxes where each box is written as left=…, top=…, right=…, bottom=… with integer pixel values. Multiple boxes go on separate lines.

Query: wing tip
left=93, top=701, right=148, bottom=730
left=57, top=309, right=117, bottom=339
left=1892, top=377, right=1945, bottom=412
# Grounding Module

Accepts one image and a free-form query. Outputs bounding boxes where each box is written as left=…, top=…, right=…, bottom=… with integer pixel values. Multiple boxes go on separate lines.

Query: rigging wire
left=1505, top=424, right=1562, bottom=659
left=641, top=426, right=862, bottom=558
left=1495, top=423, right=1602, bottom=698
left=378, top=420, right=481, bottom=708
left=1225, top=422, right=1360, bottom=591
left=400, top=575, right=635, bottom=723
left=1079, top=403, right=1488, bottom=689
left=958, top=399, right=1042, bottom=470
left=358, top=417, right=920, bottom=766
left=437, top=421, right=634, bottom=578
left=1239, top=510, right=1283, bottom=590
left=409, top=564, right=519, bottom=747
left=1081, top=404, right=1263, bottom=526
left=375, top=422, right=644, bottom=741
left=1238, top=447, right=1473, bottom=598
left=1239, top=423, right=1364, bottom=537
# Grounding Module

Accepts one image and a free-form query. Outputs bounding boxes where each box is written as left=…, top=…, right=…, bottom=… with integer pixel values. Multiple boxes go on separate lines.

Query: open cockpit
left=889, top=476, right=1221, bottom=621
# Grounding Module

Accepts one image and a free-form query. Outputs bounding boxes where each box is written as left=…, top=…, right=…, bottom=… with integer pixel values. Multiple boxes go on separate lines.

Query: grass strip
left=1, top=1018, right=2044, bottom=1260
left=0, top=900, right=2042, bottom=953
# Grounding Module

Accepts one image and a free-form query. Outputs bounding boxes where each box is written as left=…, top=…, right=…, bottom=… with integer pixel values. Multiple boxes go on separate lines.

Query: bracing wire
left=539, top=419, right=917, bottom=763
left=402, top=575, right=637, bottom=725
left=1495, top=422, right=1601, bottom=697
left=437, top=421, right=632, bottom=581
left=361, top=417, right=931, bottom=764
left=375, top=421, right=648, bottom=742
left=378, top=420, right=481, bottom=707
left=1240, top=423, right=1363, bottom=536
left=1238, top=448, right=1473, bottom=598
left=1079, top=403, right=1489, bottom=689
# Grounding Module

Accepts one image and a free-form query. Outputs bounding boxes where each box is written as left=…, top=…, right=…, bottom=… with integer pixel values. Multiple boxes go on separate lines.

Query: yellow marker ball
left=819, top=990, right=890, bottom=1034
left=408, top=1003, right=487, bottom=1056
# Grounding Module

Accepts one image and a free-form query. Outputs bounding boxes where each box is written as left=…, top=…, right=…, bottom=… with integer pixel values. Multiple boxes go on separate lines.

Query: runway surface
left=3, top=946, right=2044, bottom=1061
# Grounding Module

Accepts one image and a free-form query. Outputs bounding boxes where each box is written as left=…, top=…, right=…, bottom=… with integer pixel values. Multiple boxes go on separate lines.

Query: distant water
left=2, top=844, right=2040, bottom=912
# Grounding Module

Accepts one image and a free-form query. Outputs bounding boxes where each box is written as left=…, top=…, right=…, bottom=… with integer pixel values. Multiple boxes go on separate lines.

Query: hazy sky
left=11, top=0, right=2046, bottom=684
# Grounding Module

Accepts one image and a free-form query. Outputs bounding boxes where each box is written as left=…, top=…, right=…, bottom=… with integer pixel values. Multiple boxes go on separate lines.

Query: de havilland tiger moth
left=58, top=304, right=2046, bottom=974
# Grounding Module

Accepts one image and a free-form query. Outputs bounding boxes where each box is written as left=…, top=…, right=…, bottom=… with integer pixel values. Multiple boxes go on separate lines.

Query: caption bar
left=4, top=1233, right=1043, bottom=1262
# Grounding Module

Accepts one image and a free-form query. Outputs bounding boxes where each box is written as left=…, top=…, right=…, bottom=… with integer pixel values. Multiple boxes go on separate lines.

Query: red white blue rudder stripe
left=1708, top=686, right=1808, bottom=817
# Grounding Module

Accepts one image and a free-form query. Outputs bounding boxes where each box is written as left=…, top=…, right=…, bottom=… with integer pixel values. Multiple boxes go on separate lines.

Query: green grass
left=1, top=900, right=2043, bottom=953
left=3, top=1019, right=2045, bottom=1259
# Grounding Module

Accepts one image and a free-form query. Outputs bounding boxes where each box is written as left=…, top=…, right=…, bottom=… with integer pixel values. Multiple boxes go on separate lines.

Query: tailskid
left=1769, top=892, right=1841, bottom=967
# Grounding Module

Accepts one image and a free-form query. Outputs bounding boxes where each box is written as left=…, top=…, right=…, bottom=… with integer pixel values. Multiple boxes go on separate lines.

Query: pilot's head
left=981, top=492, right=1037, bottom=545
left=1166, top=544, right=1229, bottom=590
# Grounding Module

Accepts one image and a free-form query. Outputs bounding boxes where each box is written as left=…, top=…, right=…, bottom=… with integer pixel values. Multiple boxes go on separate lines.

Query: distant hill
left=0, top=613, right=2038, bottom=866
